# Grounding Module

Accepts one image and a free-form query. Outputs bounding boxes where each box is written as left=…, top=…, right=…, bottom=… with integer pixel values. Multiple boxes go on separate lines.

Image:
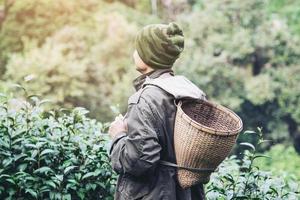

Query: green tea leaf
left=25, top=189, right=38, bottom=198
left=64, top=166, right=77, bottom=175
left=240, top=142, right=256, bottom=151
left=40, top=149, right=57, bottom=156
left=34, top=167, right=54, bottom=175
left=82, top=172, right=95, bottom=180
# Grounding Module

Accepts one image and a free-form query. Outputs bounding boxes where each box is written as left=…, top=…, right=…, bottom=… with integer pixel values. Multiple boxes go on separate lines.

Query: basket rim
left=177, top=99, right=243, bottom=136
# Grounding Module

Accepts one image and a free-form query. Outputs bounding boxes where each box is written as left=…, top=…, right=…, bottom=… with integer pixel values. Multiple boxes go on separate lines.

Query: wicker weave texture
left=174, top=100, right=242, bottom=189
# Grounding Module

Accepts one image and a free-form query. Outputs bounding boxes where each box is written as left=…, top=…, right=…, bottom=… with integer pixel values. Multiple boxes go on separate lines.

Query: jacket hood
left=143, top=75, right=206, bottom=100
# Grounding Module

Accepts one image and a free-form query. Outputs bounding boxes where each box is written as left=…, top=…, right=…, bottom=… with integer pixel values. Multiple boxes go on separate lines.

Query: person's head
left=133, top=22, right=184, bottom=74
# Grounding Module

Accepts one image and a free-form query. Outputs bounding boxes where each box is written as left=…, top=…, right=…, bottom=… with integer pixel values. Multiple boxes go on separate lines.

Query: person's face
left=133, top=50, right=147, bottom=73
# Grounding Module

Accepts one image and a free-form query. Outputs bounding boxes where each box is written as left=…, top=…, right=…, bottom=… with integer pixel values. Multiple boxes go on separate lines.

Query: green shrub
left=1, top=89, right=299, bottom=199
left=206, top=129, right=300, bottom=199
left=0, top=91, right=115, bottom=200
left=207, top=154, right=299, bottom=199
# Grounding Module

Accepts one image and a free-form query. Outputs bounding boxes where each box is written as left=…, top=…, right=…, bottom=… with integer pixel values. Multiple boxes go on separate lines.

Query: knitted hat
left=135, top=22, right=184, bottom=69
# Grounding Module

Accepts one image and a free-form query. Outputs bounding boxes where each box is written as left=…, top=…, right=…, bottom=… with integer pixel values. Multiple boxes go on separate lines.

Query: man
left=108, top=22, right=207, bottom=200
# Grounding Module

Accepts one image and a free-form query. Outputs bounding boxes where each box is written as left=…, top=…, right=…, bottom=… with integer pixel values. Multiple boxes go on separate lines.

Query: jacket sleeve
left=109, top=97, right=162, bottom=176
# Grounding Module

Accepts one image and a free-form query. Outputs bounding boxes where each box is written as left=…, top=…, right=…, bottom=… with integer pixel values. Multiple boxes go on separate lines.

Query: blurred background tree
left=175, top=0, right=300, bottom=153
left=0, top=0, right=300, bottom=159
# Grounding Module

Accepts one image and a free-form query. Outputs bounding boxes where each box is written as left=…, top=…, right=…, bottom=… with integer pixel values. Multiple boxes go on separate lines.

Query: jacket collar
left=133, top=69, right=174, bottom=91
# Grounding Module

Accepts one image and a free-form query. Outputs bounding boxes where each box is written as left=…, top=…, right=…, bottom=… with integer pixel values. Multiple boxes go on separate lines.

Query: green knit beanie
left=135, top=22, right=184, bottom=69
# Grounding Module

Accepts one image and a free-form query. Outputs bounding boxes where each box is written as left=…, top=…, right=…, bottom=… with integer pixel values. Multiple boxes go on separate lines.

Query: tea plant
left=206, top=128, right=300, bottom=200
left=1, top=87, right=300, bottom=200
left=0, top=91, right=115, bottom=200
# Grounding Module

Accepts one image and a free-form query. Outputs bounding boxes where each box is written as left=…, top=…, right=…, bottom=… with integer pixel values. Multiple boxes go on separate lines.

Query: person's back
left=108, top=22, right=207, bottom=200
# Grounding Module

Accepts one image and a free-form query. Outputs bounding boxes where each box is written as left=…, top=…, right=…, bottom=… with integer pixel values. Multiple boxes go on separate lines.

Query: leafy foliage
left=0, top=0, right=99, bottom=67
left=1, top=0, right=300, bottom=153
left=175, top=0, right=300, bottom=151
left=255, top=144, right=300, bottom=181
left=1, top=90, right=299, bottom=199
left=2, top=1, right=161, bottom=122
left=266, top=0, right=300, bottom=36
left=4, top=13, right=136, bottom=122
left=2, top=0, right=300, bottom=151
left=0, top=91, right=115, bottom=200
left=206, top=129, right=300, bottom=199
left=1, top=0, right=300, bottom=198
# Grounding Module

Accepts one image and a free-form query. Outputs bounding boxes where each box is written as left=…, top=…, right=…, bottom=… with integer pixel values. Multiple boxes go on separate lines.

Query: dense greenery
left=255, top=144, right=300, bottom=181
left=1, top=93, right=299, bottom=199
left=0, top=0, right=300, bottom=198
left=206, top=154, right=299, bottom=199
left=1, top=0, right=300, bottom=153
left=175, top=0, right=300, bottom=152
left=0, top=0, right=149, bottom=121
left=0, top=91, right=115, bottom=200
left=206, top=129, right=299, bottom=199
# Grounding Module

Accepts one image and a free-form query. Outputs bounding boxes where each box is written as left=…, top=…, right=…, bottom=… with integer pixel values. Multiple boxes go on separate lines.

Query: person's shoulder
left=142, top=85, right=169, bottom=97
left=128, top=85, right=171, bottom=105
left=140, top=85, right=172, bottom=102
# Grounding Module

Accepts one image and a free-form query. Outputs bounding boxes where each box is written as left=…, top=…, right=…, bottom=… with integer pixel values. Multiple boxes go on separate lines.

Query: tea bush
left=0, top=91, right=115, bottom=200
left=1, top=90, right=299, bottom=199
left=206, top=129, right=300, bottom=199
left=206, top=154, right=300, bottom=200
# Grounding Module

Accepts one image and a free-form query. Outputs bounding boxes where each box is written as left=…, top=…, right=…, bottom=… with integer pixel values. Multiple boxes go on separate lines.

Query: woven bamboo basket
left=174, top=99, right=243, bottom=189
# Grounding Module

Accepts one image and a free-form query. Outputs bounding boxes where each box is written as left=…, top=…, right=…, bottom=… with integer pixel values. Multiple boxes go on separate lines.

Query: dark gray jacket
left=109, top=69, right=207, bottom=200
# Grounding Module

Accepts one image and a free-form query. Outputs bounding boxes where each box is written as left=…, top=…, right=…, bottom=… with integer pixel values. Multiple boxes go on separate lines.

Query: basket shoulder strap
left=159, top=160, right=216, bottom=173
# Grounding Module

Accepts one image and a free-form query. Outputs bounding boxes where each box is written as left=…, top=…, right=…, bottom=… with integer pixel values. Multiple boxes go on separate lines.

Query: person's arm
left=109, top=97, right=162, bottom=176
